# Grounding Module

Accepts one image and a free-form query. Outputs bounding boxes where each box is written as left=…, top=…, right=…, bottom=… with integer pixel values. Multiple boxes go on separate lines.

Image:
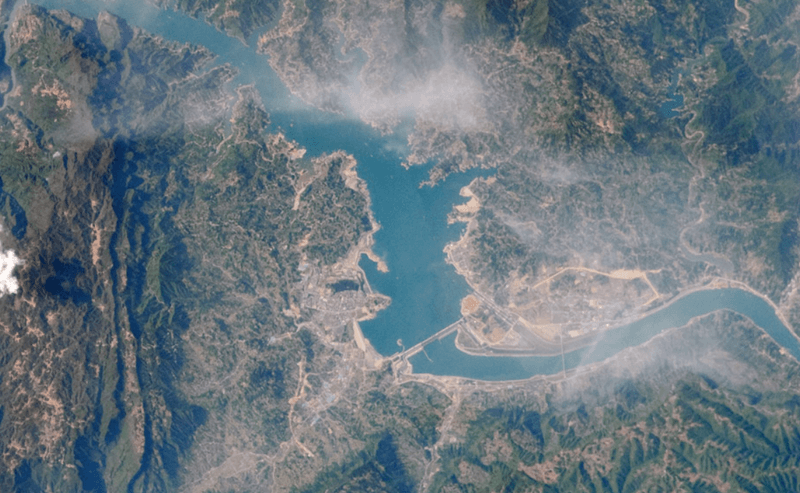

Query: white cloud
left=346, top=63, right=488, bottom=132
left=0, top=225, right=22, bottom=296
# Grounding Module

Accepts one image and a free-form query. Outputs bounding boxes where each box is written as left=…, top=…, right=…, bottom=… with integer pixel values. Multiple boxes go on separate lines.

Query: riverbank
left=406, top=285, right=800, bottom=380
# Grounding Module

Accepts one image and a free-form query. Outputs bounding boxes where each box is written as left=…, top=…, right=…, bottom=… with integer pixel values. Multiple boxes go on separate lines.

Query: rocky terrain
left=0, top=0, right=799, bottom=492
left=253, top=0, right=800, bottom=345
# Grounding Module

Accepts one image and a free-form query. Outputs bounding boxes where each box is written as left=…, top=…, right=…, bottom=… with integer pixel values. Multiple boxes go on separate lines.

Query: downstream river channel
left=33, top=0, right=800, bottom=381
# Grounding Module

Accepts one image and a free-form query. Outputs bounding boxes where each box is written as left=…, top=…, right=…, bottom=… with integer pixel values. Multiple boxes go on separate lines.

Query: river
left=411, top=288, right=800, bottom=380
left=30, top=0, right=800, bottom=381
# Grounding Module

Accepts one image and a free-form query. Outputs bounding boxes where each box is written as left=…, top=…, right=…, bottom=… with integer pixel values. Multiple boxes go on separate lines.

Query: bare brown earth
left=460, top=294, right=480, bottom=315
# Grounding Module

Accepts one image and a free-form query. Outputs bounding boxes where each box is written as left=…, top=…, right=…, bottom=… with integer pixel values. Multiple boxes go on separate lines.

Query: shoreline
left=335, top=144, right=800, bottom=385
left=409, top=285, right=800, bottom=384
left=338, top=151, right=389, bottom=273
left=449, top=281, right=798, bottom=360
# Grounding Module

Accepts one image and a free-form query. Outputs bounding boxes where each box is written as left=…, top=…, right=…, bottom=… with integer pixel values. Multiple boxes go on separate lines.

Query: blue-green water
left=31, top=1, right=800, bottom=380
left=659, top=70, right=685, bottom=118
left=32, top=0, right=479, bottom=356
left=411, top=288, right=800, bottom=380
left=357, top=166, right=487, bottom=355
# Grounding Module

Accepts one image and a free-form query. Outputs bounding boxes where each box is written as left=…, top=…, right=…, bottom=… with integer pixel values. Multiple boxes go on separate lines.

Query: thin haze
left=346, top=62, right=488, bottom=132
left=348, top=3, right=489, bottom=133
left=258, top=1, right=491, bottom=135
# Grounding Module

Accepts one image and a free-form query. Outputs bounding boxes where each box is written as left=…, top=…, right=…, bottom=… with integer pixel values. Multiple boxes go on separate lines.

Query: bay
left=27, top=0, right=800, bottom=381
left=29, top=0, right=478, bottom=355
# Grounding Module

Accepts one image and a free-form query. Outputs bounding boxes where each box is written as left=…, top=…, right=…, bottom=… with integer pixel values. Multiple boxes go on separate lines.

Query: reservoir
left=32, top=0, right=482, bottom=357
left=659, top=70, right=685, bottom=118
left=31, top=0, right=800, bottom=381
